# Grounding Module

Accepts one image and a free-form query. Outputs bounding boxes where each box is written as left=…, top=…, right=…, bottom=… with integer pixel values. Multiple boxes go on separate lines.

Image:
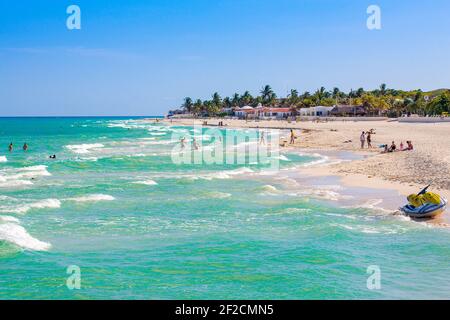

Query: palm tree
left=193, top=99, right=203, bottom=116
left=223, top=97, right=232, bottom=108
left=232, top=93, right=240, bottom=107
left=182, top=97, right=193, bottom=113
left=212, top=92, right=222, bottom=107
left=260, top=85, right=275, bottom=103
left=380, top=83, right=387, bottom=96
left=241, top=91, right=253, bottom=106
left=313, top=87, right=327, bottom=104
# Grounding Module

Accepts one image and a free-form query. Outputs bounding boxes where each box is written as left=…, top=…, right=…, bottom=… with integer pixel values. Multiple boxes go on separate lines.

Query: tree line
left=177, top=84, right=450, bottom=117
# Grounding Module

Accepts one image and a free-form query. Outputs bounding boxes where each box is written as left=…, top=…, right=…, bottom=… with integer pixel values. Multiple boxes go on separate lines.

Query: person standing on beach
left=23, top=143, right=28, bottom=151
left=360, top=132, right=366, bottom=149
left=366, top=132, right=372, bottom=148
left=8, top=143, right=13, bottom=152
left=290, top=130, right=296, bottom=144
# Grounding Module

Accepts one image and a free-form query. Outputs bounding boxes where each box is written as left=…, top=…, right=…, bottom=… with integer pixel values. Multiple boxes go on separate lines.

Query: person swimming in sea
left=192, top=138, right=199, bottom=150
left=49, top=154, right=56, bottom=159
left=180, top=137, right=186, bottom=150
left=8, top=143, right=13, bottom=152
left=23, top=143, right=28, bottom=151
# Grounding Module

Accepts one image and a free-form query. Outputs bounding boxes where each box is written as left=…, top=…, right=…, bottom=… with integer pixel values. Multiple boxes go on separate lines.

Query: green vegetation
left=178, top=84, right=450, bottom=117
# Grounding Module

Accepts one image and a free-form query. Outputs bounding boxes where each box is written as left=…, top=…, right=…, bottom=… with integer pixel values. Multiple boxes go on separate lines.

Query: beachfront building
left=233, top=106, right=292, bottom=119
left=299, top=106, right=335, bottom=117
left=234, top=106, right=255, bottom=118
left=330, top=105, right=366, bottom=117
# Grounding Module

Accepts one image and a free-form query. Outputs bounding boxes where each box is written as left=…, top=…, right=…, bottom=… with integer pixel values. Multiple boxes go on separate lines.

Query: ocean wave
left=343, top=199, right=395, bottom=214
left=292, top=187, right=352, bottom=201
left=203, top=191, right=232, bottom=199
left=0, top=222, right=51, bottom=251
left=0, top=165, right=51, bottom=188
left=301, top=154, right=330, bottom=167
left=0, top=216, right=20, bottom=223
left=0, top=199, right=61, bottom=214
left=149, top=132, right=167, bottom=136
left=258, top=185, right=279, bottom=193
left=65, top=143, right=104, bottom=154
left=132, top=180, right=158, bottom=186
left=0, top=156, right=7, bottom=163
left=65, top=194, right=115, bottom=202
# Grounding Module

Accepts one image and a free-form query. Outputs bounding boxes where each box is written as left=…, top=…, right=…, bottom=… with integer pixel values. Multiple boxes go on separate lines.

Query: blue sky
left=1, top=0, right=449, bottom=116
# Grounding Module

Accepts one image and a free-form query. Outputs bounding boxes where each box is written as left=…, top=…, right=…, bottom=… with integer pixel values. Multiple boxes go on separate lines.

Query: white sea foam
left=0, top=156, right=7, bottom=163
left=0, top=216, right=20, bottom=223
left=0, top=223, right=51, bottom=251
left=204, top=191, right=232, bottom=199
left=0, top=165, right=51, bottom=188
left=0, top=199, right=61, bottom=214
left=66, top=194, right=115, bottom=202
left=65, top=143, right=104, bottom=154
left=274, top=155, right=291, bottom=162
left=259, top=185, right=279, bottom=193
left=132, top=180, right=158, bottom=186
left=149, top=132, right=166, bottom=136
left=344, top=199, right=395, bottom=214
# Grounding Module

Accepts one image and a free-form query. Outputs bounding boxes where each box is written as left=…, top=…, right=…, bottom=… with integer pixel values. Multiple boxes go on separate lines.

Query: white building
left=299, top=106, right=334, bottom=117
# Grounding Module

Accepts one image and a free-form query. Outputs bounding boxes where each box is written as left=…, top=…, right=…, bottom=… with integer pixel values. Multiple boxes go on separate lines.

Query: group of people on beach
left=8, top=142, right=28, bottom=152
left=359, top=130, right=375, bottom=149
left=359, top=131, right=414, bottom=153
left=380, top=140, right=414, bottom=153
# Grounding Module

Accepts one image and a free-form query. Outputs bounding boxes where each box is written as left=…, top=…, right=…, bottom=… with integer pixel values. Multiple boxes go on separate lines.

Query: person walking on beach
left=8, top=143, right=13, bottom=152
left=366, top=132, right=372, bottom=148
left=360, top=132, right=366, bottom=149
left=23, top=143, right=28, bottom=151
left=290, top=129, right=296, bottom=144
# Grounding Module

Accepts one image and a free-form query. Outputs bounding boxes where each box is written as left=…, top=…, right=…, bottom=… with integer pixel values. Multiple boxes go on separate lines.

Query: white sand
left=161, top=118, right=450, bottom=222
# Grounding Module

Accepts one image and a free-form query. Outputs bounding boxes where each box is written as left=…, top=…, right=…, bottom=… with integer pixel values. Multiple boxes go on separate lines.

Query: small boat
left=400, top=198, right=447, bottom=218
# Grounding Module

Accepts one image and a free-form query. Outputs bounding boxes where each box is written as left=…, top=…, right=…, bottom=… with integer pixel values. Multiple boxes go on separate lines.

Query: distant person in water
left=49, top=154, right=56, bottom=159
left=23, top=143, right=28, bottom=151
left=360, top=132, right=366, bottom=149
left=180, top=137, right=186, bottom=150
left=192, top=138, right=199, bottom=150
left=8, top=143, right=13, bottom=152
left=290, top=130, right=296, bottom=144
left=260, top=131, right=266, bottom=145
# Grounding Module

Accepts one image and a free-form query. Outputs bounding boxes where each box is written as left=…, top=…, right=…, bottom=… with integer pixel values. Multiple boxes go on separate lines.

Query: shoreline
left=159, top=117, right=450, bottom=224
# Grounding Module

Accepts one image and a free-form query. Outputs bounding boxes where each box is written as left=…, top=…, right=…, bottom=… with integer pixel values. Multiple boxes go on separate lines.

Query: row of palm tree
left=179, top=84, right=450, bottom=117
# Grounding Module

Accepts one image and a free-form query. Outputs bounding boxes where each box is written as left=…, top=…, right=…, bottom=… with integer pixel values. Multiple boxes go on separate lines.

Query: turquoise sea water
left=0, top=117, right=449, bottom=300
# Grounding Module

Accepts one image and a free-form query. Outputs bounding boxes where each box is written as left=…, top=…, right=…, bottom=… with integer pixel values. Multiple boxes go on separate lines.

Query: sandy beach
left=162, top=117, right=450, bottom=223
